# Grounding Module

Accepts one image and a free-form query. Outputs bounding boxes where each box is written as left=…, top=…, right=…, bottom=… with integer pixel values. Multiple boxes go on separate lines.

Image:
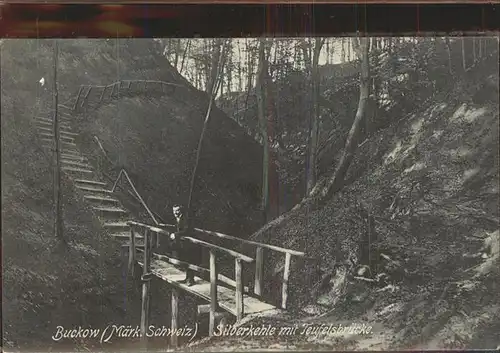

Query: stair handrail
left=110, top=169, right=160, bottom=226
left=93, top=135, right=160, bottom=226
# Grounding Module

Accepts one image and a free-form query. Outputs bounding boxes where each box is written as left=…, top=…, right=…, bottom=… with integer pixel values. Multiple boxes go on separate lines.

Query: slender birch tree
left=53, top=40, right=65, bottom=244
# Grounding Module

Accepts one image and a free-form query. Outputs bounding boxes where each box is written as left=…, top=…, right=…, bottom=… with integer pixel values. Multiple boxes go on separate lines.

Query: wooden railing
left=191, top=227, right=307, bottom=310
left=91, top=135, right=164, bottom=226
left=130, top=218, right=307, bottom=312
left=73, top=80, right=186, bottom=112
left=127, top=220, right=254, bottom=335
left=109, top=170, right=160, bottom=225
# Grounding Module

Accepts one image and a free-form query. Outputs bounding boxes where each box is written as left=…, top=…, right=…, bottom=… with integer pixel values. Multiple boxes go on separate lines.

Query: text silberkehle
left=51, top=324, right=198, bottom=343
left=213, top=323, right=373, bottom=337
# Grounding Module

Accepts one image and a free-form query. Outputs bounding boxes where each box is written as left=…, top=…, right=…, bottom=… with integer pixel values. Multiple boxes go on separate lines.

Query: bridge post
left=140, top=230, right=152, bottom=346
left=281, top=253, right=292, bottom=309
left=235, top=258, right=244, bottom=321
left=150, top=232, right=157, bottom=250
left=128, top=227, right=136, bottom=276
left=254, top=247, right=264, bottom=296
left=171, top=288, right=179, bottom=348
left=209, top=250, right=218, bottom=336
left=155, top=232, right=160, bottom=248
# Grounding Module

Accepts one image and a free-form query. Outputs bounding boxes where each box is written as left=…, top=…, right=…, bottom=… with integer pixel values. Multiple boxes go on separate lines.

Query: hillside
left=191, top=42, right=499, bottom=350
left=73, top=87, right=263, bottom=235
left=1, top=85, right=145, bottom=352
left=1, top=38, right=263, bottom=351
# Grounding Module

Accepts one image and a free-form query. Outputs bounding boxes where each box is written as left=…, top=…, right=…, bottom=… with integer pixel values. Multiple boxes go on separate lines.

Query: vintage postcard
left=1, top=4, right=499, bottom=353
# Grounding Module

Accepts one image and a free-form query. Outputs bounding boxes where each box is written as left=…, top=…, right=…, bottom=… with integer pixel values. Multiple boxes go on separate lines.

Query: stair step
left=122, top=243, right=145, bottom=248
left=111, top=232, right=144, bottom=240
left=103, top=221, right=130, bottom=230
left=62, top=166, right=93, bottom=174
left=63, top=152, right=84, bottom=158
left=84, top=195, right=120, bottom=204
left=39, top=131, right=74, bottom=137
left=61, top=131, right=78, bottom=137
left=61, top=149, right=81, bottom=155
left=61, top=150, right=81, bottom=156
left=37, top=126, right=75, bottom=134
left=37, top=118, right=71, bottom=125
left=61, top=159, right=92, bottom=169
left=40, top=138, right=76, bottom=147
left=36, top=116, right=71, bottom=123
left=61, top=154, right=86, bottom=161
left=37, top=113, right=71, bottom=120
left=93, top=206, right=128, bottom=214
left=39, top=133, right=74, bottom=141
left=76, top=185, right=113, bottom=194
left=75, top=179, right=107, bottom=186
left=36, top=119, right=70, bottom=127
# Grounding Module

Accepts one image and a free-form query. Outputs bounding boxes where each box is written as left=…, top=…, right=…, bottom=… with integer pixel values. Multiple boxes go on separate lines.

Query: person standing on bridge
left=169, top=204, right=201, bottom=286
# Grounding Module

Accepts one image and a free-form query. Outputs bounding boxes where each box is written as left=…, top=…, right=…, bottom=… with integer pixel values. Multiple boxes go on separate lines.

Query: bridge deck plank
left=137, top=259, right=276, bottom=317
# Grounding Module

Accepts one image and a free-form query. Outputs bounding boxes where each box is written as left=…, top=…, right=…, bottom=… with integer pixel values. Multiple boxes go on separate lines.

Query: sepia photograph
left=1, top=36, right=499, bottom=352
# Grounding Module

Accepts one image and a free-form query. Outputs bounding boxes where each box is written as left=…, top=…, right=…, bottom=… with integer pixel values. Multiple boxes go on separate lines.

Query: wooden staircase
left=34, top=103, right=133, bottom=242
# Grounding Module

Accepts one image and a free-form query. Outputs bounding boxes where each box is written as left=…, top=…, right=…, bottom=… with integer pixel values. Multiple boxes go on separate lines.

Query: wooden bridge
left=125, top=220, right=308, bottom=347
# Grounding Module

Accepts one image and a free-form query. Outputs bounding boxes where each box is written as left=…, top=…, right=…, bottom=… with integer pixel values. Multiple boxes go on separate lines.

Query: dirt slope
left=1, top=88, right=145, bottom=351
left=190, top=51, right=499, bottom=351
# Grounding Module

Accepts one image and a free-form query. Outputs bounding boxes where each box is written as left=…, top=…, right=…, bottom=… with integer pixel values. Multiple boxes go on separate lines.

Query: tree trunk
left=179, top=40, right=190, bottom=75
left=226, top=47, right=232, bottom=95
left=444, top=37, right=453, bottom=75
left=310, top=36, right=370, bottom=200
left=174, top=39, right=181, bottom=69
left=341, top=38, right=346, bottom=63
left=238, top=42, right=243, bottom=92
left=187, top=39, right=225, bottom=220
left=206, top=39, right=222, bottom=95
left=326, top=39, right=330, bottom=64
left=256, top=38, right=268, bottom=221
left=244, top=39, right=255, bottom=112
left=347, top=39, right=351, bottom=61
left=306, top=38, right=325, bottom=195
left=472, top=37, right=476, bottom=63
left=52, top=40, right=64, bottom=244
left=293, top=41, right=299, bottom=67
left=300, top=39, right=312, bottom=71
left=371, top=39, right=380, bottom=134
left=461, top=37, right=466, bottom=71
